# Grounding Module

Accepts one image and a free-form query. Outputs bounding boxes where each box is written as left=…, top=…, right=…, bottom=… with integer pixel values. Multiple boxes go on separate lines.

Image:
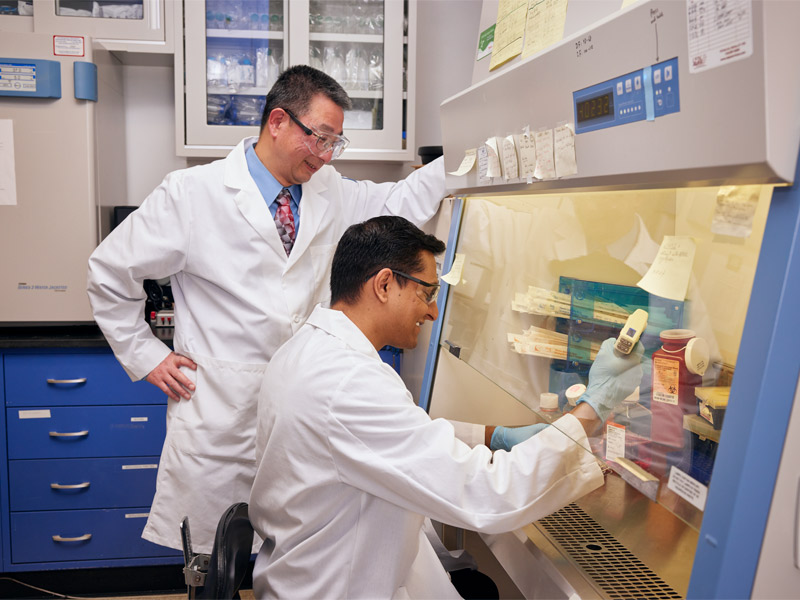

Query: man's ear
left=372, top=268, right=393, bottom=304
left=266, top=108, right=287, bottom=138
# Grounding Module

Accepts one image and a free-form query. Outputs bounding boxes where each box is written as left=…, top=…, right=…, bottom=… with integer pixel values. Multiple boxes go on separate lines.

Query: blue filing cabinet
left=0, top=344, right=182, bottom=572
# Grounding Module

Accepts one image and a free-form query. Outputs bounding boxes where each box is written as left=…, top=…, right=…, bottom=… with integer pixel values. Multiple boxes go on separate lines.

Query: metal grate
left=536, top=503, right=682, bottom=599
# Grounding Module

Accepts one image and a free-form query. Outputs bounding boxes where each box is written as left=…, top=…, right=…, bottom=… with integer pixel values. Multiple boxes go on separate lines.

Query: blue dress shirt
left=245, top=144, right=301, bottom=233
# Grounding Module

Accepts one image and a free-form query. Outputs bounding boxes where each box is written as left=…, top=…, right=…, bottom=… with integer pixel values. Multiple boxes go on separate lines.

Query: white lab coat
left=86, top=138, right=446, bottom=552
left=249, top=306, right=604, bottom=599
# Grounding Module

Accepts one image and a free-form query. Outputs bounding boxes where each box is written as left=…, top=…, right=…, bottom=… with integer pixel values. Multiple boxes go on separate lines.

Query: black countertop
left=0, top=324, right=173, bottom=349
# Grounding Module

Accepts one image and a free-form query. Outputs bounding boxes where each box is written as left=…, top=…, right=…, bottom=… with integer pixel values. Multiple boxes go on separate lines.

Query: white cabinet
left=28, top=0, right=174, bottom=52
left=176, top=0, right=414, bottom=160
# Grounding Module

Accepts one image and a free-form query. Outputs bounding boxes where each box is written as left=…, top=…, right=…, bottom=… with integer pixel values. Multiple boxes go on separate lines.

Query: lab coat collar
left=306, top=305, right=381, bottom=361
left=226, top=137, right=332, bottom=266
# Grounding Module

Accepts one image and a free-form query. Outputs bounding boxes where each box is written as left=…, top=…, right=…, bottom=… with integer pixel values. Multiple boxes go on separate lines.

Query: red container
left=650, top=329, right=703, bottom=448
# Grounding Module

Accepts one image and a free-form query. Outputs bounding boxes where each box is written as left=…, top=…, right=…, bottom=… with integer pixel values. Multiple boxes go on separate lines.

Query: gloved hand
left=490, top=423, right=549, bottom=451
left=578, top=337, right=644, bottom=422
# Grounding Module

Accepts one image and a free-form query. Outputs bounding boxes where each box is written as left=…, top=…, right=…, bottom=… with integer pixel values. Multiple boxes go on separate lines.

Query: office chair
left=181, top=502, right=255, bottom=599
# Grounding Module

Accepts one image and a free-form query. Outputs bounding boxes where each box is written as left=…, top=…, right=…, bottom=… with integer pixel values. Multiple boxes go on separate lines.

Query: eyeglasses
left=283, top=108, right=350, bottom=160
left=390, top=269, right=440, bottom=305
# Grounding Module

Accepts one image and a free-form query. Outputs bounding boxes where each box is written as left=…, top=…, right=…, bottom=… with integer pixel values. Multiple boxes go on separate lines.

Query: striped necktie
left=273, top=187, right=296, bottom=256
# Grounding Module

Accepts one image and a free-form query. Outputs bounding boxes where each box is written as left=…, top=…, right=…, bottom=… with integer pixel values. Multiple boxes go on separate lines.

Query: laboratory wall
left=117, top=0, right=482, bottom=204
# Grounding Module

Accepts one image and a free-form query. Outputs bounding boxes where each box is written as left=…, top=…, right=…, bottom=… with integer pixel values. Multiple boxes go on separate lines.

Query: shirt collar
left=305, top=305, right=381, bottom=360
left=245, top=143, right=301, bottom=208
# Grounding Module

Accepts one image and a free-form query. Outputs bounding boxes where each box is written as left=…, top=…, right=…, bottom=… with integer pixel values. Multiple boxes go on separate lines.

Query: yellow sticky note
left=448, top=149, right=477, bottom=176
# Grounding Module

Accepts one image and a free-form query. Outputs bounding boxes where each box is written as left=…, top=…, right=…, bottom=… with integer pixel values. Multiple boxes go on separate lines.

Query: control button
left=665, top=65, right=673, bottom=80
left=634, top=75, right=641, bottom=90
left=625, top=78, right=632, bottom=93
left=654, top=69, right=662, bottom=84
left=616, top=82, right=623, bottom=95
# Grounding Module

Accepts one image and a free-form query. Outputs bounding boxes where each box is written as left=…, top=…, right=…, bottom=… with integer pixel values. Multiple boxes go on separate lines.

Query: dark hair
left=331, top=216, right=446, bottom=305
left=260, top=65, right=352, bottom=130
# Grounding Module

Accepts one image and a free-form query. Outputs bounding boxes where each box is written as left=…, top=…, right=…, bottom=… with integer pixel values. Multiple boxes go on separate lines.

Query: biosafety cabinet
left=423, top=1, right=800, bottom=598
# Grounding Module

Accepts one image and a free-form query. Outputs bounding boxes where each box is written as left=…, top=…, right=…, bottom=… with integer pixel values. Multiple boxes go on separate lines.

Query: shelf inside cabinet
left=206, top=28, right=284, bottom=40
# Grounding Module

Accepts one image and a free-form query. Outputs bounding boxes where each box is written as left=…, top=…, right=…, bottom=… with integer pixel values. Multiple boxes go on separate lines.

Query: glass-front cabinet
left=0, top=0, right=33, bottom=31
left=179, top=0, right=410, bottom=159
left=30, top=0, right=172, bottom=47
left=429, top=1, right=800, bottom=597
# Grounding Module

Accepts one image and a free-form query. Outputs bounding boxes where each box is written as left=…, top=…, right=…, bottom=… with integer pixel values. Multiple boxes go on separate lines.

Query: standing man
left=87, top=66, right=447, bottom=553
left=249, top=216, right=644, bottom=598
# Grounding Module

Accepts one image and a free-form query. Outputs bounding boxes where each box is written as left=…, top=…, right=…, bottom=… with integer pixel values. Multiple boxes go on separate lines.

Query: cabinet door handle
left=46, top=378, right=87, bottom=384
left=50, top=482, right=91, bottom=490
left=49, top=430, right=89, bottom=438
left=52, top=534, right=92, bottom=543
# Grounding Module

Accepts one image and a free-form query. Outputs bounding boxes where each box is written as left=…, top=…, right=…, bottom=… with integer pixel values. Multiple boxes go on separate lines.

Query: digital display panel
left=576, top=91, right=613, bottom=123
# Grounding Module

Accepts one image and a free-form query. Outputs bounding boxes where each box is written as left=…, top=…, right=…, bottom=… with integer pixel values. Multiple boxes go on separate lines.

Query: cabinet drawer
left=7, top=405, right=166, bottom=459
left=5, top=353, right=166, bottom=406
left=9, top=457, right=159, bottom=511
left=10, top=509, right=180, bottom=564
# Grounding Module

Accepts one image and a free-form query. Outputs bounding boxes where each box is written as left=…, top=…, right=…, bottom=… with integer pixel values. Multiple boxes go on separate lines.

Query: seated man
left=249, top=216, right=643, bottom=599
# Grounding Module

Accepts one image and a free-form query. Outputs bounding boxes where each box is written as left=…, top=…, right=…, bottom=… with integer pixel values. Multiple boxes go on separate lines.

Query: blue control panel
left=573, top=57, right=680, bottom=134
left=0, top=58, right=61, bottom=98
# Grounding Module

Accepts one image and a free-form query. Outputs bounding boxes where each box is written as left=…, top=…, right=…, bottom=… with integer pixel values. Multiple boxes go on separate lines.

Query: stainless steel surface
left=46, top=378, right=88, bottom=384
left=575, top=474, right=699, bottom=597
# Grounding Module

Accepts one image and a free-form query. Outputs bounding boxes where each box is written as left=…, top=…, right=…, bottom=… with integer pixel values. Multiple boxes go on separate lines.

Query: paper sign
left=477, top=145, right=491, bottom=184
left=484, top=137, right=503, bottom=178
left=442, top=253, right=465, bottom=286
left=711, top=185, right=760, bottom=238
left=687, top=0, right=752, bottom=74
left=606, top=422, right=626, bottom=461
left=668, top=466, right=708, bottom=511
left=516, top=132, right=537, bottom=177
left=522, top=0, right=570, bottom=59
left=0, top=120, right=17, bottom=206
left=490, top=0, right=527, bottom=70
left=448, top=149, right=477, bottom=176
left=477, top=24, right=495, bottom=61
left=534, top=129, right=556, bottom=180
left=501, top=135, right=519, bottom=179
left=637, top=236, right=696, bottom=301
left=554, top=123, right=578, bottom=177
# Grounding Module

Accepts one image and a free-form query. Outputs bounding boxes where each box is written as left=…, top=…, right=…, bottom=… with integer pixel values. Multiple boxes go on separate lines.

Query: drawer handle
left=49, top=430, right=89, bottom=438
left=46, top=378, right=87, bottom=385
left=51, top=482, right=91, bottom=490
left=52, top=534, right=92, bottom=543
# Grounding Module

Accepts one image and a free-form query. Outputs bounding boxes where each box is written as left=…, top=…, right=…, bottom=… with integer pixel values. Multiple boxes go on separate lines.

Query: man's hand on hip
left=146, top=352, right=197, bottom=401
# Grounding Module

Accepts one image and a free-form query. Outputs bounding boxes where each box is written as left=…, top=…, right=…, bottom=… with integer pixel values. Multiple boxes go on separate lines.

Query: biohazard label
left=653, top=357, right=679, bottom=405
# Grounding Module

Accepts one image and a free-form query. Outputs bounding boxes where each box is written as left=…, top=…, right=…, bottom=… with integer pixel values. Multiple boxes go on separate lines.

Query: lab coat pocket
left=310, top=243, right=336, bottom=306
left=168, top=353, right=266, bottom=462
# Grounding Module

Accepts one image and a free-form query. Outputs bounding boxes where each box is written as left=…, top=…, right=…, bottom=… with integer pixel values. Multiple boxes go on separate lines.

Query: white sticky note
left=0, top=120, right=18, bottom=206
left=606, top=422, right=626, bottom=461
left=501, top=135, right=519, bottom=179
left=668, top=466, right=708, bottom=511
left=448, top=149, right=477, bottom=176
left=516, top=132, right=537, bottom=177
left=711, top=185, right=760, bottom=238
left=534, top=129, right=556, bottom=180
left=442, top=253, right=465, bottom=286
left=637, top=236, right=696, bottom=301
left=554, top=123, right=578, bottom=178
left=687, top=0, right=752, bottom=74
left=477, top=145, right=491, bottom=184
left=484, top=137, right=503, bottom=178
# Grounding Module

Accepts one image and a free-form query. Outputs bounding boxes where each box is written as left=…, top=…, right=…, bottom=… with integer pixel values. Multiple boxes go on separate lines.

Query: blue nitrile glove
left=490, top=423, right=550, bottom=451
left=578, top=337, right=645, bottom=421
